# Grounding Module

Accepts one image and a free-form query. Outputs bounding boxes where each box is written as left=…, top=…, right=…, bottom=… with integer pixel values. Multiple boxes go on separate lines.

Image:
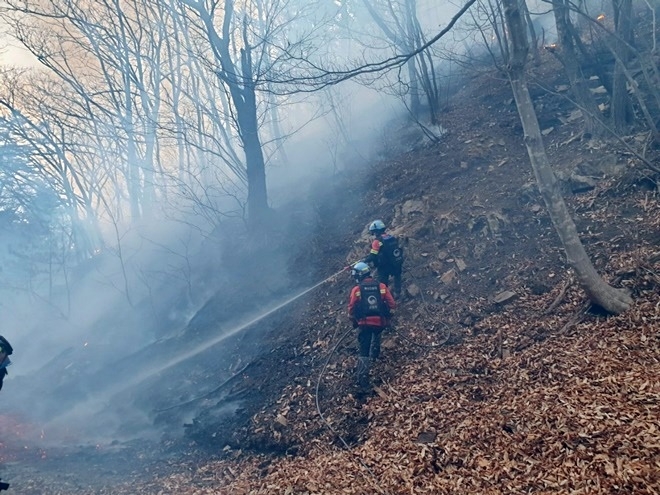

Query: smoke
left=0, top=148, right=354, bottom=450
left=0, top=0, right=470, bottom=467
left=267, top=81, right=401, bottom=204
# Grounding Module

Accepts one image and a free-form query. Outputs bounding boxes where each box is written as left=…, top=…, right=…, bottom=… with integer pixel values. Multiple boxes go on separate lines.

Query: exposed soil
left=2, top=51, right=660, bottom=494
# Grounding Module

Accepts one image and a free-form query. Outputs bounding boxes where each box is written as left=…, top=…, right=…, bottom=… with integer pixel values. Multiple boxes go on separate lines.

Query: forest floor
left=3, top=53, right=660, bottom=494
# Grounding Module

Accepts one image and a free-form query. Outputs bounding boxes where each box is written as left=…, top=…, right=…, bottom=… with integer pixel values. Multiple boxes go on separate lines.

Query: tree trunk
left=552, top=0, right=606, bottom=136
left=185, top=0, right=269, bottom=228
left=521, top=0, right=540, bottom=65
left=236, top=44, right=269, bottom=228
left=502, top=0, right=632, bottom=314
left=611, top=0, right=634, bottom=131
left=407, top=59, right=422, bottom=117
left=237, top=83, right=269, bottom=227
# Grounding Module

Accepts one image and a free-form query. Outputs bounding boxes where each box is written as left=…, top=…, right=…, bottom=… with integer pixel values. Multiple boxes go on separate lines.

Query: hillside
left=6, top=53, right=660, bottom=494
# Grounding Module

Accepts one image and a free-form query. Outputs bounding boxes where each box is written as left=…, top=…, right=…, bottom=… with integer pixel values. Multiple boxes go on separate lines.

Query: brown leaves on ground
left=102, top=258, right=660, bottom=494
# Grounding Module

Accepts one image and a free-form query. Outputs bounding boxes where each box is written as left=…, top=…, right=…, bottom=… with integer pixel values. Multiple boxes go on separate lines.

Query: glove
left=351, top=318, right=359, bottom=329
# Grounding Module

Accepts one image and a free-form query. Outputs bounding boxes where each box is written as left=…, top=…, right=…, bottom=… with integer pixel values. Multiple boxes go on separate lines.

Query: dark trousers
left=377, top=265, right=402, bottom=297
left=358, top=325, right=383, bottom=359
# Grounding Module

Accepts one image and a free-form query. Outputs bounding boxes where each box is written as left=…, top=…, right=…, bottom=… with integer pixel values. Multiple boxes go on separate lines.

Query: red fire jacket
left=348, top=277, right=396, bottom=327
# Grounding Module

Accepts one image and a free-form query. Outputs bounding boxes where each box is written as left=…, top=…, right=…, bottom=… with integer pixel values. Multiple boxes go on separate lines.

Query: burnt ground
left=2, top=52, right=660, bottom=494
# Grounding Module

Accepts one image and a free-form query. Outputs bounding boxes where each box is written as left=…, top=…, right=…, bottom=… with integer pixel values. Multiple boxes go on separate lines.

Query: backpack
left=378, top=236, right=404, bottom=268
left=354, top=280, right=386, bottom=319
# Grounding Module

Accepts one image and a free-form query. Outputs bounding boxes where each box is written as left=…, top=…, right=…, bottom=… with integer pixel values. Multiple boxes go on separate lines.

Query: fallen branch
left=560, top=301, right=590, bottom=334
left=544, top=277, right=573, bottom=315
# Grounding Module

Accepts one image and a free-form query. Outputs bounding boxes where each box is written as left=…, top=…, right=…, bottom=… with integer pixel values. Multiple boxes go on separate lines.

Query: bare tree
left=502, top=0, right=632, bottom=314
left=359, top=0, right=424, bottom=117
left=0, top=99, right=85, bottom=312
left=178, top=0, right=271, bottom=228
left=470, top=0, right=510, bottom=68
left=141, top=0, right=250, bottom=230
left=0, top=71, right=104, bottom=260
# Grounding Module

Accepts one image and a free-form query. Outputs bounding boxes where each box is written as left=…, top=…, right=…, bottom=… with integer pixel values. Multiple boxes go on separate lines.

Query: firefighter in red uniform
left=364, top=219, right=404, bottom=298
left=348, top=262, right=396, bottom=389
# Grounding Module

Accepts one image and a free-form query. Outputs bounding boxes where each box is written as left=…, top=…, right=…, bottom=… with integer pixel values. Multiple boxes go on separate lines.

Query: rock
left=566, top=110, right=582, bottom=122
left=493, top=290, right=517, bottom=305
left=440, top=269, right=456, bottom=284
left=400, top=199, right=426, bottom=217
left=429, top=260, right=444, bottom=275
left=406, top=284, right=421, bottom=297
left=596, top=155, right=626, bottom=178
left=274, top=414, right=288, bottom=427
left=570, top=173, right=597, bottom=193
left=575, top=159, right=604, bottom=178
left=416, top=431, right=437, bottom=443
left=455, top=258, right=467, bottom=272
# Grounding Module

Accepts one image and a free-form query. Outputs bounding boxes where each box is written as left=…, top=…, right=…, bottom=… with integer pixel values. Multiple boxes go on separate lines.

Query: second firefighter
left=348, top=262, right=396, bottom=389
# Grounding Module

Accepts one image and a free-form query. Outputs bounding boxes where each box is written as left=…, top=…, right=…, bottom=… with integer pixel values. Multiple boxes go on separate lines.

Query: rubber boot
left=356, top=356, right=370, bottom=389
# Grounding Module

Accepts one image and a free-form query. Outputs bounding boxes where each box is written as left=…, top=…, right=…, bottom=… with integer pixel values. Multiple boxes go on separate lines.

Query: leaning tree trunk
left=502, top=0, right=632, bottom=314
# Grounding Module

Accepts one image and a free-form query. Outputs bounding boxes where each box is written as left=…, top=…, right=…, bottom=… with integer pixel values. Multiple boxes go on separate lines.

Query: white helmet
left=368, top=219, right=386, bottom=234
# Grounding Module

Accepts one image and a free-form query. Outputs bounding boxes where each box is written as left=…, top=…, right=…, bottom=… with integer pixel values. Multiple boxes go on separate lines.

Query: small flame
left=597, top=14, right=606, bottom=21
left=544, top=43, right=558, bottom=51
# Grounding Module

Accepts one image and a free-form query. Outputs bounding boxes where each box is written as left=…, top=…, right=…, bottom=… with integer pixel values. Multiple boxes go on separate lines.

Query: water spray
left=124, top=266, right=351, bottom=388
left=43, top=265, right=353, bottom=431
